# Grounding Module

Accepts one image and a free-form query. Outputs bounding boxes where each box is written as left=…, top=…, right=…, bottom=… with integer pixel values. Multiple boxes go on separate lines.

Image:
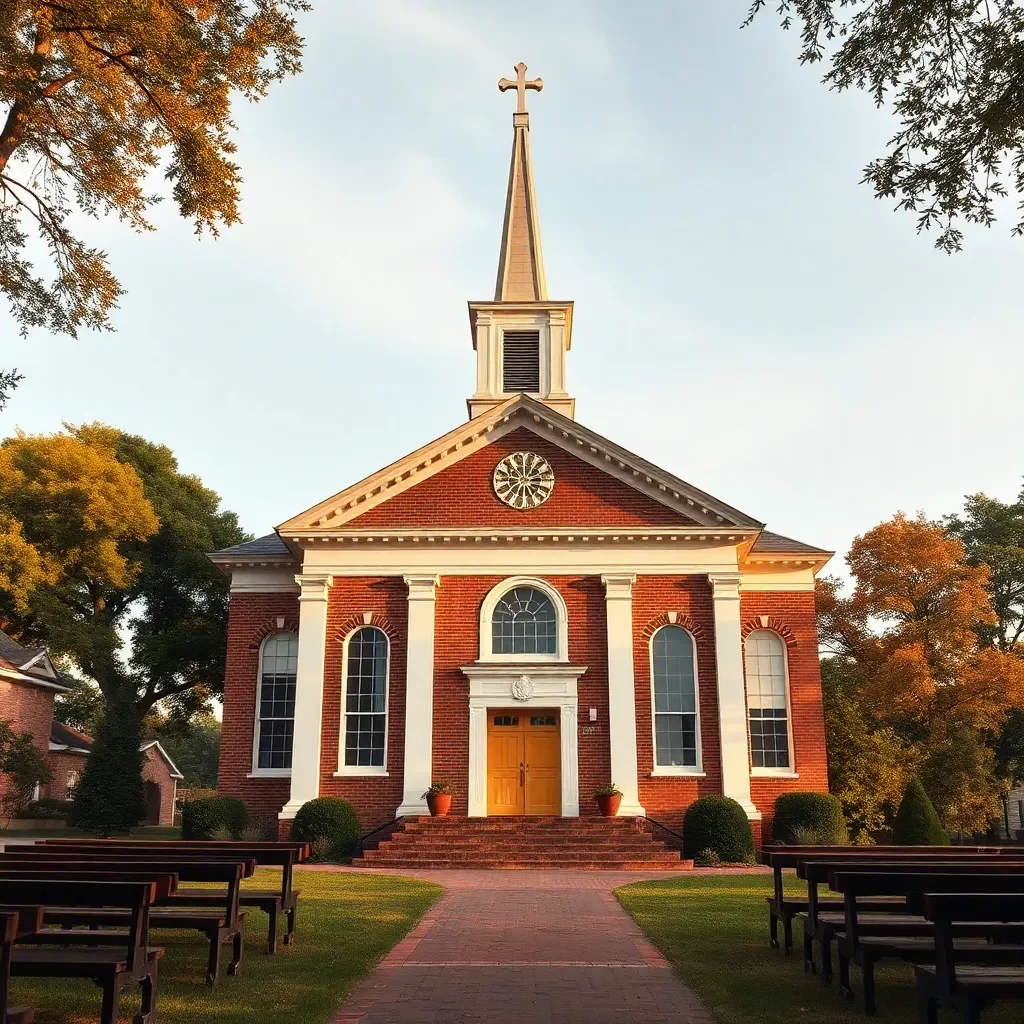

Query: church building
left=211, top=64, right=832, bottom=849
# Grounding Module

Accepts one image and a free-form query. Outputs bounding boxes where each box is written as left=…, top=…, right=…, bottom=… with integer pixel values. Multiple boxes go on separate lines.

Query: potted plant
left=594, top=783, right=622, bottom=817
left=423, top=781, right=455, bottom=817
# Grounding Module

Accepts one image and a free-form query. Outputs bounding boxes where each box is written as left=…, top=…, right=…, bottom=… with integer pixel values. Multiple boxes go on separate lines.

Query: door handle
left=519, top=763, right=525, bottom=787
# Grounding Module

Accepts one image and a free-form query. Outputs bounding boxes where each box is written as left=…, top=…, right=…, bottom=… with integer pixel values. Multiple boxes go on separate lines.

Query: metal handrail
left=638, top=814, right=684, bottom=846
left=355, top=817, right=400, bottom=857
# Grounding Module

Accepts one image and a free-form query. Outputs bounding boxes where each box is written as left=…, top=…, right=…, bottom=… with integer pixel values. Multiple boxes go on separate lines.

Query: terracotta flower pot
left=596, top=793, right=622, bottom=817
left=427, top=793, right=452, bottom=817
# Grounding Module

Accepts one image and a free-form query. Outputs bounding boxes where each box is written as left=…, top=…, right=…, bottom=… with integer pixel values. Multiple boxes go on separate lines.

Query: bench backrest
left=800, top=857, right=1024, bottom=884
left=0, top=852, right=254, bottom=881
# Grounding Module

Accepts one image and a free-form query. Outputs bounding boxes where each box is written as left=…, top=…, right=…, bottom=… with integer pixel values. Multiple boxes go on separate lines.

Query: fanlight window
left=491, top=586, right=557, bottom=655
left=344, top=627, right=389, bottom=768
left=745, top=629, right=791, bottom=770
left=257, top=633, right=298, bottom=770
left=651, top=625, right=698, bottom=767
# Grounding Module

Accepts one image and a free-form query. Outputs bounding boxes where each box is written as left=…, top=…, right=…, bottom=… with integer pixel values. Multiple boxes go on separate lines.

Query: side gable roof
left=277, top=394, right=764, bottom=535
left=0, top=631, right=68, bottom=691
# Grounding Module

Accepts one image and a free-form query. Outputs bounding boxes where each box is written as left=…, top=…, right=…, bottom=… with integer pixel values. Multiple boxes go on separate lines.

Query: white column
left=708, top=572, right=760, bottom=820
left=467, top=704, right=488, bottom=817
left=280, top=573, right=333, bottom=819
left=396, top=575, right=440, bottom=817
left=601, top=573, right=645, bottom=816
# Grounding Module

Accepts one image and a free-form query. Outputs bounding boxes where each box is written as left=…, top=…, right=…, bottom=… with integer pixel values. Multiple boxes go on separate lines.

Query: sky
left=3, top=1, right=1022, bottom=575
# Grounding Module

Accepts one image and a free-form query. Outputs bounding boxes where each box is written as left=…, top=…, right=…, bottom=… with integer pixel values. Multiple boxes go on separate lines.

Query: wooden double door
left=487, top=710, right=561, bottom=815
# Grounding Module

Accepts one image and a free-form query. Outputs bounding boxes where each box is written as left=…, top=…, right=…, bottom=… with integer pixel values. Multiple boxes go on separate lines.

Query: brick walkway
left=330, top=869, right=716, bottom=1024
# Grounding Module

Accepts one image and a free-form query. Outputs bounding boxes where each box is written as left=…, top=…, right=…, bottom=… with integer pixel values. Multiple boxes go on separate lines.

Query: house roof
left=49, top=723, right=185, bottom=780
left=0, top=631, right=68, bottom=691
left=140, top=741, right=185, bottom=780
left=211, top=534, right=292, bottom=559
left=750, top=531, right=832, bottom=556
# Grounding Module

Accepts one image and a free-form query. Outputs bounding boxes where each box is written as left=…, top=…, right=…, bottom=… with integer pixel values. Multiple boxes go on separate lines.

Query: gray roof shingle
left=751, top=530, right=831, bottom=555
left=210, top=534, right=292, bottom=558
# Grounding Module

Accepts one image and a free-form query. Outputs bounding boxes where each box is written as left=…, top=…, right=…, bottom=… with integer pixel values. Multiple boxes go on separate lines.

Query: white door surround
left=460, top=663, right=587, bottom=817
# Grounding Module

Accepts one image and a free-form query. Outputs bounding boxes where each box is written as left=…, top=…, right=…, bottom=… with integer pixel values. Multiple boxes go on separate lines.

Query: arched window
left=651, top=625, right=699, bottom=768
left=491, top=586, right=557, bottom=655
left=745, top=629, right=791, bottom=770
left=343, top=627, right=389, bottom=770
left=255, top=632, right=298, bottom=772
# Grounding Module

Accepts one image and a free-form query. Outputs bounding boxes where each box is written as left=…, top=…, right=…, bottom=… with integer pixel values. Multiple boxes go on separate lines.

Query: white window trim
left=649, top=625, right=703, bottom=775
left=337, top=625, right=390, bottom=777
left=478, top=576, right=569, bottom=663
left=745, top=629, right=797, bottom=776
left=250, top=631, right=298, bottom=779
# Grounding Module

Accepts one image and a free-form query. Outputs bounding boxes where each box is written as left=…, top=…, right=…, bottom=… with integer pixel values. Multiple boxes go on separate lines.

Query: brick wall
left=742, top=590, right=829, bottom=842
left=349, top=428, right=694, bottom=528
left=142, top=747, right=179, bottom=826
left=0, top=678, right=55, bottom=804
left=45, top=750, right=87, bottom=802
left=217, top=592, right=299, bottom=825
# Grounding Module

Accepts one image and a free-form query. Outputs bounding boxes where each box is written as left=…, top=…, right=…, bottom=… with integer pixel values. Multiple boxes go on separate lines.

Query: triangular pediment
left=278, top=396, right=762, bottom=536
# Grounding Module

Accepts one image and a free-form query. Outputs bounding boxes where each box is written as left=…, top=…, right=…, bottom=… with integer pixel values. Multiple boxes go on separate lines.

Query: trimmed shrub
left=180, top=795, right=248, bottom=840
left=773, top=791, right=849, bottom=846
left=682, top=796, right=754, bottom=863
left=15, top=799, right=74, bottom=820
left=290, top=797, right=360, bottom=860
left=893, top=777, right=949, bottom=845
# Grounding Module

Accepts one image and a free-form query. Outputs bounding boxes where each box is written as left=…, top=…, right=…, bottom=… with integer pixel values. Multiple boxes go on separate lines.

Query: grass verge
left=10, top=867, right=442, bottom=1023
left=616, top=873, right=1022, bottom=1024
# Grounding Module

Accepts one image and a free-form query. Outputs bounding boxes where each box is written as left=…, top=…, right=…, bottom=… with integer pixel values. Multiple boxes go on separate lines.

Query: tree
left=0, top=718, right=51, bottom=823
left=0, top=1, right=308, bottom=337
left=893, top=776, right=949, bottom=845
left=744, top=2, right=1024, bottom=252
left=150, top=711, right=219, bottom=788
left=946, top=484, right=1024, bottom=653
left=67, top=685, right=145, bottom=834
left=0, top=424, right=246, bottom=720
left=53, top=678, right=103, bottom=734
left=0, top=369, right=22, bottom=410
left=818, top=513, right=1024, bottom=837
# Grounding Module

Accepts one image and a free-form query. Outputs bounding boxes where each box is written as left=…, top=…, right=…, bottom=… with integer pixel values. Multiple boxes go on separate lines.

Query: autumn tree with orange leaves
left=819, top=513, right=1024, bottom=839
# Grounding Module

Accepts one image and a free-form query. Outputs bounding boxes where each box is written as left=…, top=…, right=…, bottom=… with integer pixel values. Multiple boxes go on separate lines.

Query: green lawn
left=616, top=873, right=1024, bottom=1024
left=9, top=868, right=442, bottom=1024
left=0, top=826, right=182, bottom=841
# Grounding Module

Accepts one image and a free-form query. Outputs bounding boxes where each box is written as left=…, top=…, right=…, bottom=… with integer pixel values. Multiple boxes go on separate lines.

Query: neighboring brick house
left=1, top=631, right=183, bottom=826
left=0, top=631, right=68, bottom=807
left=47, top=722, right=183, bottom=826
left=209, top=78, right=834, bottom=847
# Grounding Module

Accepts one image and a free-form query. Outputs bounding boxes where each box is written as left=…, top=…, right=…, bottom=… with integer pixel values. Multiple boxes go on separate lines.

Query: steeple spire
left=495, top=62, right=547, bottom=302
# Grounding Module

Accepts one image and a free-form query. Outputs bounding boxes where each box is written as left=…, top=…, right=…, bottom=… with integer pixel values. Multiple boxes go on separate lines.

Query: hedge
left=682, top=796, right=754, bottom=863
left=289, top=797, right=361, bottom=860
left=180, top=795, right=248, bottom=840
left=772, top=791, right=849, bottom=845
left=893, top=777, right=949, bottom=845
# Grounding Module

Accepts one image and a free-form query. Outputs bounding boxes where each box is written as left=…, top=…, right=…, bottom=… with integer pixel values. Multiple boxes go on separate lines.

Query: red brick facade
left=0, top=678, right=55, bottom=805
left=219, top=573, right=829, bottom=841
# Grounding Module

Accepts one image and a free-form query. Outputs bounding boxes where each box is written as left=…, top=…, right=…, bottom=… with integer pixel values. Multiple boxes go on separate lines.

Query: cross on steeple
left=498, top=62, right=543, bottom=115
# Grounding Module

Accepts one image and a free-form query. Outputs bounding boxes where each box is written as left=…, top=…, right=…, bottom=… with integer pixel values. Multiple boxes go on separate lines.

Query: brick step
left=351, top=858, right=694, bottom=871
left=363, top=847, right=682, bottom=863
left=402, top=821, right=648, bottom=834
left=376, top=844, right=671, bottom=857
left=385, top=833, right=665, bottom=847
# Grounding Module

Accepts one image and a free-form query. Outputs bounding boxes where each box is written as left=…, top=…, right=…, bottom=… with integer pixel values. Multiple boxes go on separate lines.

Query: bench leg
left=769, top=909, right=779, bottom=950
left=134, top=970, right=156, bottom=1024
left=803, top=921, right=815, bottom=974
left=205, top=929, right=223, bottom=987
left=99, top=979, right=120, bottom=1024
left=267, top=903, right=279, bottom=955
left=862, top=958, right=877, bottom=1016
left=284, top=904, right=296, bottom=946
left=838, top=950, right=855, bottom=1002
left=820, top=933, right=833, bottom=984
left=916, top=984, right=938, bottom=1024
left=783, top=911, right=794, bottom=955
left=228, top=925, right=244, bottom=977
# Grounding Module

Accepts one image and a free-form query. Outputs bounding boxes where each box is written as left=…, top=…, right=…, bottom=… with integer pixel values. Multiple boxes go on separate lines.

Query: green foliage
left=693, top=848, right=722, bottom=868
left=772, top=791, right=848, bottom=845
left=593, top=783, right=622, bottom=797
left=892, top=777, right=949, bottom=845
left=67, top=687, right=146, bottom=834
left=290, top=797, right=361, bottom=861
left=918, top=726, right=1001, bottom=839
left=0, top=717, right=52, bottom=821
left=422, top=781, right=454, bottom=797
left=15, top=798, right=72, bottom=820
left=54, top=680, right=104, bottom=734
left=682, top=796, right=754, bottom=863
left=153, top=713, right=220, bottom=788
left=744, top=2, right=1024, bottom=251
left=180, top=795, right=248, bottom=840
left=0, top=2, right=308, bottom=337
left=0, top=370, right=22, bottom=411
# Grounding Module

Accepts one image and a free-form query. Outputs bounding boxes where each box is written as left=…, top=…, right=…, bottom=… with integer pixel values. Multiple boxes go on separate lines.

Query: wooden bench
left=794, top=857, right=1024, bottom=981
left=40, top=840, right=309, bottom=953
left=830, top=870, right=1024, bottom=1015
left=0, top=854, right=252, bottom=986
left=0, top=906, right=42, bottom=1024
left=760, top=845, right=1019, bottom=955
left=914, top=893, right=1024, bottom=1024
left=0, top=878, right=167, bottom=1024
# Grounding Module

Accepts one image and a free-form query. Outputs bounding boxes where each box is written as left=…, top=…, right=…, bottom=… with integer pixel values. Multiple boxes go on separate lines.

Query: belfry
left=210, top=63, right=833, bottom=863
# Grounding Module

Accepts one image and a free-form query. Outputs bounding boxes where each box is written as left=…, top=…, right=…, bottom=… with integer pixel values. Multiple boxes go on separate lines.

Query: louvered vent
left=502, top=331, right=541, bottom=393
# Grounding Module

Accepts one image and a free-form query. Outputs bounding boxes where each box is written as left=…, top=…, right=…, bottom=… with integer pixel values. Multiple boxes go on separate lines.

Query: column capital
left=404, top=574, right=441, bottom=600
left=294, top=573, right=334, bottom=601
left=707, top=572, right=742, bottom=600
left=601, top=573, right=637, bottom=599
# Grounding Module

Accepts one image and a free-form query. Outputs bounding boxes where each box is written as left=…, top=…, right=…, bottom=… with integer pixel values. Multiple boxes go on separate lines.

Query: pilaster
left=601, top=573, right=645, bottom=816
left=396, top=575, right=440, bottom=817
left=708, top=572, right=760, bottom=820
left=280, top=573, right=333, bottom=819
